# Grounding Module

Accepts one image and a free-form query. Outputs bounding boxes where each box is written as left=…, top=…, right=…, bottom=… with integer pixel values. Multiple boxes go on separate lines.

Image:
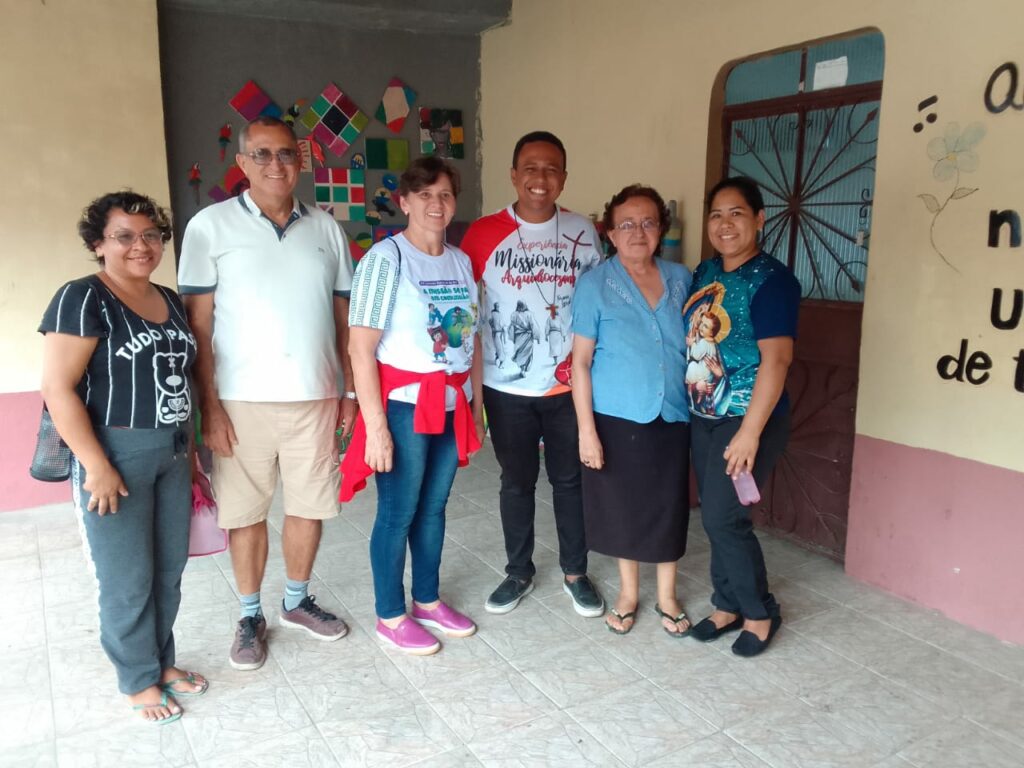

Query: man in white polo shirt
left=178, top=116, right=357, bottom=670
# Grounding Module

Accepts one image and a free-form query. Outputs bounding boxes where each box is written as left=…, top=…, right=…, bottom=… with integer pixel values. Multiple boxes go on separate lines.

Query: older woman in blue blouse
left=571, top=185, right=693, bottom=636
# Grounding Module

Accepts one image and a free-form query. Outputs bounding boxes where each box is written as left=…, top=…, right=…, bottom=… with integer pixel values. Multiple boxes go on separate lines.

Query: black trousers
left=690, top=408, right=790, bottom=620
left=483, top=387, right=587, bottom=580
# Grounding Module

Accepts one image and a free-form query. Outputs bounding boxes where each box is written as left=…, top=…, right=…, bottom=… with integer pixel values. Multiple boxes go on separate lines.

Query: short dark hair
left=238, top=116, right=297, bottom=153
left=399, top=156, right=461, bottom=197
left=706, top=176, right=765, bottom=214
left=601, top=184, right=670, bottom=258
left=78, top=191, right=172, bottom=264
left=511, top=131, right=567, bottom=170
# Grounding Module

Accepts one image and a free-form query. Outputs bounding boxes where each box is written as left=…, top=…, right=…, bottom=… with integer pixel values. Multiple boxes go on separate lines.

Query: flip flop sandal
left=654, top=603, right=692, bottom=638
left=605, top=608, right=637, bottom=635
left=160, top=671, right=209, bottom=697
left=132, top=691, right=182, bottom=725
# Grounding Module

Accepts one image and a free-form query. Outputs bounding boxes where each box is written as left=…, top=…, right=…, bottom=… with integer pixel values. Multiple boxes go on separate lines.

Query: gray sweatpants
left=72, top=425, right=191, bottom=695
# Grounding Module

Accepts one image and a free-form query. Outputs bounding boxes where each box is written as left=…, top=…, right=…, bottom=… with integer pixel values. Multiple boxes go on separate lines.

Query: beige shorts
left=213, top=399, right=341, bottom=529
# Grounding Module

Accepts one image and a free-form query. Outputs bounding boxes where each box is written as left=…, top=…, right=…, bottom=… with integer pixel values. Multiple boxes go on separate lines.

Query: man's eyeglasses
left=105, top=230, right=164, bottom=248
left=614, top=219, right=660, bottom=233
left=245, top=148, right=299, bottom=166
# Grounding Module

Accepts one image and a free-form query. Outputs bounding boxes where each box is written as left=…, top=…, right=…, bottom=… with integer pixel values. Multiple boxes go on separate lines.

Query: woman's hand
left=472, top=405, right=486, bottom=449
left=724, top=427, right=760, bottom=477
left=83, top=460, right=128, bottom=515
left=364, top=420, right=394, bottom=473
left=579, top=429, right=604, bottom=471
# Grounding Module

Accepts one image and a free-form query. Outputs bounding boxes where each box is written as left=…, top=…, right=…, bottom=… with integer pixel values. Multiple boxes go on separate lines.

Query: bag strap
left=390, top=237, right=402, bottom=276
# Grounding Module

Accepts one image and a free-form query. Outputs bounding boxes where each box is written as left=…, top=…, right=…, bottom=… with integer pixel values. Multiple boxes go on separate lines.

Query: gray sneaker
left=563, top=575, right=605, bottom=617
left=485, top=576, right=534, bottom=614
left=229, top=614, right=267, bottom=670
left=279, top=595, right=348, bottom=641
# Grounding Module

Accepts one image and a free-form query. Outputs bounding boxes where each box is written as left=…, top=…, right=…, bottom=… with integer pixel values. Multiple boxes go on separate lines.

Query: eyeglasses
left=614, top=219, right=660, bottom=233
left=105, top=230, right=164, bottom=248
left=245, top=148, right=299, bottom=165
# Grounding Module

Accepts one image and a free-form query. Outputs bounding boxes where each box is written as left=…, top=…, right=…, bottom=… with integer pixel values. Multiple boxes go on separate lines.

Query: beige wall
left=0, top=0, right=173, bottom=394
left=481, top=0, right=1024, bottom=472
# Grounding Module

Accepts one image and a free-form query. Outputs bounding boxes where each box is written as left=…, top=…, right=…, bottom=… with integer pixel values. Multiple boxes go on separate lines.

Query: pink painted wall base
left=847, top=435, right=1024, bottom=645
left=1, top=391, right=71, bottom=512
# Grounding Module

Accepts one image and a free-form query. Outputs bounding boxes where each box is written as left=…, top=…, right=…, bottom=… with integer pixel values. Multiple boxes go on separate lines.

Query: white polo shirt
left=178, top=191, right=353, bottom=402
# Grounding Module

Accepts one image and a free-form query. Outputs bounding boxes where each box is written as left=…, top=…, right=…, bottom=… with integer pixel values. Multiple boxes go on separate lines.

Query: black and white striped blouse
left=39, top=275, right=197, bottom=429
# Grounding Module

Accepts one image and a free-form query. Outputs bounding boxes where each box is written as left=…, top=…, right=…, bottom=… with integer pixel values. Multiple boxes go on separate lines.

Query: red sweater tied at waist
left=339, top=362, right=480, bottom=502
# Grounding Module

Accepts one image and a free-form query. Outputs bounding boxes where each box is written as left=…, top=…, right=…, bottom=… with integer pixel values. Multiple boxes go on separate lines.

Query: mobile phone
left=732, top=471, right=761, bottom=506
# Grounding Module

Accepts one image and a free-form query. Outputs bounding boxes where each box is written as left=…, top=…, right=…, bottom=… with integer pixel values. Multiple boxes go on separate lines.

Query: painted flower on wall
left=919, top=121, right=986, bottom=271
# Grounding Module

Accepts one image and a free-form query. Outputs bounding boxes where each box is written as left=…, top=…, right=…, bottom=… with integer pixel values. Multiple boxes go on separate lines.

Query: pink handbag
left=189, top=452, right=227, bottom=557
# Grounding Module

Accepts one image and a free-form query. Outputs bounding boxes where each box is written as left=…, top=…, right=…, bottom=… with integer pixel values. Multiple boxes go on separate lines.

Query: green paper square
left=351, top=111, right=369, bottom=132
left=311, top=95, right=331, bottom=117
left=387, top=140, right=410, bottom=170
left=299, top=110, right=320, bottom=132
left=348, top=205, right=364, bottom=220
left=332, top=187, right=349, bottom=203
left=350, top=169, right=364, bottom=185
left=340, top=123, right=361, bottom=143
left=450, top=145, right=465, bottom=160
left=365, top=139, right=388, bottom=170
left=315, top=186, right=330, bottom=202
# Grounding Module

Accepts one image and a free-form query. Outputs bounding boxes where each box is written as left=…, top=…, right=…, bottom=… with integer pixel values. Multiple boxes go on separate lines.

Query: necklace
left=511, top=205, right=562, bottom=318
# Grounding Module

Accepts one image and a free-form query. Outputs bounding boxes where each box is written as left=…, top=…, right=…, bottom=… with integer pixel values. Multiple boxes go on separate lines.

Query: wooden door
left=722, top=84, right=881, bottom=559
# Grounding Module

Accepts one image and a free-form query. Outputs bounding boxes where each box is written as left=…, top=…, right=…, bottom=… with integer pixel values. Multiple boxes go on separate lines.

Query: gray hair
left=238, top=116, right=297, bottom=153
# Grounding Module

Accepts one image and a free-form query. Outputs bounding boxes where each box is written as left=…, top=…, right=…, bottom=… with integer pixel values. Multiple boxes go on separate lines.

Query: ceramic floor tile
left=788, top=606, right=916, bottom=666
left=181, top=678, right=311, bottom=762
left=0, top=522, right=38, bottom=560
left=0, top=647, right=53, bottom=749
left=3, top=742, right=58, bottom=767
left=419, top=665, right=555, bottom=743
left=473, top=599, right=584, bottom=662
left=649, top=647, right=792, bottom=730
left=770, top=575, right=840, bottom=623
left=0, top=589, right=48, bottom=653
left=646, top=732, right=769, bottom=767
left=742, top=629, right=860, bottom=696
left=293, top=653, right=417, bottom=722
left=800, top=668, right=957, bottom=754
left=784, top=557, right=867, bottom=604
left=385, top=629, right=504, bottom=691
left=759, top=535, right=828, bottom=576
left=896, top=718, right=1024, bottom=768
left=55, top=718, right=193, bottom=767
left=406, top=747, right=483, bottom=768
left=467, top=711, right=620, bottom=767
left=511, top=637, right=641, bottom=708
left=201, top=724, right=337, bottom=768
left=725, top=700, right=891, bottom=768
left=36, top=522, right=84, bottom=554
left=2, top=553, right=43, bottom=583
left=566, top=679, right=716, bottom=767
left=317, top=701, right=461, bottom=767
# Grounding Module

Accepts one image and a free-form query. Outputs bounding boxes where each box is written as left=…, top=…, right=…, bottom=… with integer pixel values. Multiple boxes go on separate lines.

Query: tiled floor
left=3, top=440, right=1024, bottom=767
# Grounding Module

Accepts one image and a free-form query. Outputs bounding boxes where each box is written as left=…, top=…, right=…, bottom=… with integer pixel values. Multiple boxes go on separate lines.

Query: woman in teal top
left=571, top=184, right=693, bottom=637
left=685, top=176, right=801, bottom=657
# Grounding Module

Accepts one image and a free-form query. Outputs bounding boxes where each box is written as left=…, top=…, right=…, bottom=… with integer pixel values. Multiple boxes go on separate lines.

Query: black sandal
left=605, top=608, right=637, bottom=635
left=654, top=604, right=692, bottom=638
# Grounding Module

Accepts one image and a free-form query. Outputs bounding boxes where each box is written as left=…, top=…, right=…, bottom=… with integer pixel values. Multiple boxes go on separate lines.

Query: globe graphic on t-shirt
left=441, top=306, right=474, bottom=348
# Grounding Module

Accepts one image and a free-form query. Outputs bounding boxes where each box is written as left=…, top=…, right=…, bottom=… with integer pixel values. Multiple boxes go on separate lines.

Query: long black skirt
left=582, top=412, right=690, bottom=563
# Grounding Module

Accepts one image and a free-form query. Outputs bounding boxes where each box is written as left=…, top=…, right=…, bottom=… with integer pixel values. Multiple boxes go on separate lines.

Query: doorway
left=717, top=31, right=884, bottom=559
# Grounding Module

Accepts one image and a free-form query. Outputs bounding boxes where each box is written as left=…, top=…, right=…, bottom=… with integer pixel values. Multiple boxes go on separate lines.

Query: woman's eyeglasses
left=614, top=219, right=660, bottom=233
left=105, top=231, right=164, bottom=247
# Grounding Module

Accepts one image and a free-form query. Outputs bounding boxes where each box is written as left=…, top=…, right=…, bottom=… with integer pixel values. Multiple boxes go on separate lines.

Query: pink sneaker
left=412, top=601, right=477, bottom=638
left=376, top=617, right=441, bottom=655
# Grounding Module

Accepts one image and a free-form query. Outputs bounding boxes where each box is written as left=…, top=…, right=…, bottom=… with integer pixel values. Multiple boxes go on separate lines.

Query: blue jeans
left=370, top=400, right=458, bottom=620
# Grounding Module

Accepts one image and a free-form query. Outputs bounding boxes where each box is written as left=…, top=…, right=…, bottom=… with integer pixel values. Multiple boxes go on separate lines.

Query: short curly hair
left=601, top=184, right=670, bottom=258
left=78, top=191, right=172, bottom=264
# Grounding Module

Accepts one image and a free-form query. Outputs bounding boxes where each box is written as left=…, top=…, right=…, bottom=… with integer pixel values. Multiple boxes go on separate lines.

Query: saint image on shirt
left=509, top=300, right=541, bottom=376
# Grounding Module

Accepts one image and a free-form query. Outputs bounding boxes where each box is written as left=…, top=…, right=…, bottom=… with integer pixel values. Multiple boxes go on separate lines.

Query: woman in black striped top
left=39, top=191, right=206, bottom=725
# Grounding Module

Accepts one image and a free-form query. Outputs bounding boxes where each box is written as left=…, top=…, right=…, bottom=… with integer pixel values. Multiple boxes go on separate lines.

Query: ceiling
left=158, top=0, right=512, bottom=35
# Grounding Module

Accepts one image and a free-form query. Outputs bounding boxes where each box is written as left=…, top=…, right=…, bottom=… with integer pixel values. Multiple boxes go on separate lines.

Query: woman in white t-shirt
left=343, top=158, right=485, bottom=655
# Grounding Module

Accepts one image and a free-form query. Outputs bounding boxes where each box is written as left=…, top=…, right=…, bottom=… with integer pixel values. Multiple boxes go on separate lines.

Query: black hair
left=398, top=156, right=461, bottom=197
left=511, top=131, right=567, bottom=170
left=238, top=116, right=297, bottom=152
left=706, top=176, right=766, bottom=214
left=601, top=184, right=670, bottom=258
left=78, top=191, right=172, bottom=264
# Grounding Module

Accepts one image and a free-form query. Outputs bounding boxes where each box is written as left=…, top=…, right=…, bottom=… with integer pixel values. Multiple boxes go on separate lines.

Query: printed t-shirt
left=461, top=206, right=601, bottom=397
left=38, top=275, right=197, bottom=428
left=176, top=191, right=353, bottom=402
left=348, top=234, right=478, bottom=409
left=683, top=252, right=801, bottom=418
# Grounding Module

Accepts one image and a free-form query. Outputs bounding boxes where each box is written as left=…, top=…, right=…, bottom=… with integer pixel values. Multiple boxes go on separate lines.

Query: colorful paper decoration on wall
left=217, top=123, right=232, bottom=162
left=365, top=138, right=410, bottom=171
left=375, top=77, right=417, bottom=134
left=297, top=139, right=313, bottom=172
left=299, top=83, right=369, bottom=157
left=314, top=167, right=365, bottom=221
left=284, top=99, right=308, bottom=126
left=382, top=173, right=399, bottom=191
left=208, top=165, right=249, bottom=203
left=188, top=162, right=202, bottom=205
left=229, top=80, right=282, bottom=121
left=373, top=224, right=406, bottom=242
left=350, top=153, right=366, bottom=169
left=348, top=233, right=368, bottom=263
left=370, top=186, right=397, bottom=218
left=419, top=108, right=464, bottom=159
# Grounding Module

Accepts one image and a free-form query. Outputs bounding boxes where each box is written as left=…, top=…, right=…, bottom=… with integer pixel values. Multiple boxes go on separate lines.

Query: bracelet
left=342, top=391, right=358, bottom=401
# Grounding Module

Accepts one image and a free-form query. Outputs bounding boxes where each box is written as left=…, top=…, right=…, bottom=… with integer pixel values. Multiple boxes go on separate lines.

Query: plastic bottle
left=661, top=200, right=683, bottom=263
left=732, top=471, right=761, bottom=506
